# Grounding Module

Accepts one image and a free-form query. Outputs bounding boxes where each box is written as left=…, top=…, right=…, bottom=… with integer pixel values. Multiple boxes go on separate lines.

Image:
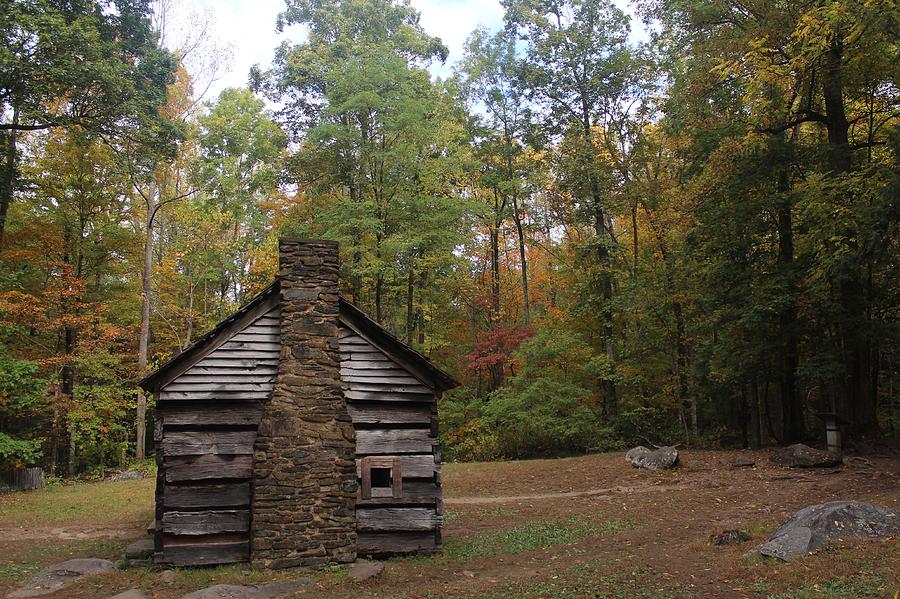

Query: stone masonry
left=251, top=239, right=357, bottom=569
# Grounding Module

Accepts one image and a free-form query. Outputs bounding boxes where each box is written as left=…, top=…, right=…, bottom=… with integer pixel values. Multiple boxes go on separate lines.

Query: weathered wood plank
left=162, top=382, right=274, bottom=392
left=197, top=350, right=280, bottom=359
left=162, top=510, right=250, bottom=535
left=343, top=390, right=435, bottom=402
left=342, top=383, right=434, bottom=395
left=159, top=390, right=272, bottom=401
left=356, top=455, right=436, bottom=478
left=356, top=508, right=438, bottom=532
left=219, top=340, right=281, bottom=352
left=182, top=366, right=277, bottom=376
left=163, top=483, right=250, bottom=508
left=357, top=532, right=436, bottom=555
left=165, top=455, right=252, bottom=482
left=169, top=374, right=276, bottom=384
left=230, top=330, right=279, bottom=339
left=339, top=338, right=374, bottom=346
left=163, top=431, right=256, bottom=456
left=356, top=480, right=438, bottom=504
left=340, top=368, right=419, bottom=379
left=161, top=403, right=265, bottom=427
left=194, top=358, right=279, bottom=368
left=356, top=429, right=434, bottom=455
left=341, top=356, right=392, bottom=372
left=162, top=541, right=249, bottom=566
left=344, top=351, right=393, bottom=360
left=347, top=402, right=432, bottom=425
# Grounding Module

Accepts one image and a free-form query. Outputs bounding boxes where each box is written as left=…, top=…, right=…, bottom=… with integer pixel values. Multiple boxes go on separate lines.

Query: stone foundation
left=251, top=239, right=357, bottom=569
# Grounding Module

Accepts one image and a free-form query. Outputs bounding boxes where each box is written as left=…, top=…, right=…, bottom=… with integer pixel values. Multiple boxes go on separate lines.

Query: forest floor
left=0, top=448, right=898, bottom=598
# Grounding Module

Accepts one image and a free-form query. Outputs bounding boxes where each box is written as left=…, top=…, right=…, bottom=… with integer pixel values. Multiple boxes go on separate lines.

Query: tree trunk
left=748, top=382, right=761, bottom=449
left=352, top=247, right=362, bottom=304
left=0, top=107, right=18, bottom=244
left=821, top=38, right=879, bottom=437
left=511, top=194, right=530, bottom=324
left=490, top=190, right=502, bottom=320
left=631, top=204, right=638, bottom=273
left=136, top=203, right=155, bottom=461
left=417, top=271, right=426, bottom=347
left=63, top=325, right=76, bottom=476
left=594, top=205, right=618, bottom=417
left=776, top=160, right=804, bottom=442
left=184, top=263, right=194, bottom=349
left=406, top=266, right=415, bottom=345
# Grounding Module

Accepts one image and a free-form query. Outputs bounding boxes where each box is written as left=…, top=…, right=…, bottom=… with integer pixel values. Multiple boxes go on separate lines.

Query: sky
left=167, top=0, right=644, bottom=103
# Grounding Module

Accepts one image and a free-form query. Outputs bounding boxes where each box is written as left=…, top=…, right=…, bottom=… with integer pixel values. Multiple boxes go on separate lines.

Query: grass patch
left=0, top=478, right=154, bottom=527
left=765, top=575, right=896, bottom=598
left=440, top=517, right=633, bottom=561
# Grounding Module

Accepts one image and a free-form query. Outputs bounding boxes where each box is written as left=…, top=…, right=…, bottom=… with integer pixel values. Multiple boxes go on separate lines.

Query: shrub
left=483, top=379, right=598, bottom=459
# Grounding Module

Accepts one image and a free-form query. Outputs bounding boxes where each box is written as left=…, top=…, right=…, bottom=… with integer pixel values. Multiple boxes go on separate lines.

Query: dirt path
left=0, top=523, right=145, bottom=541
left=445, top=482, right=686, bottom=504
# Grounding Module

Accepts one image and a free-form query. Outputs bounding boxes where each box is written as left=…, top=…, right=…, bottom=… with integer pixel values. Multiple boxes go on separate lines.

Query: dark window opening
left=370, top=467, right=392, bottom=488
left=361, top=457, right=402, bottom=499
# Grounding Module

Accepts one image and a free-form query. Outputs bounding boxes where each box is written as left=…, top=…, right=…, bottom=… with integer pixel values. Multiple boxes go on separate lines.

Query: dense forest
left=1, top=0, right=897, bottom=477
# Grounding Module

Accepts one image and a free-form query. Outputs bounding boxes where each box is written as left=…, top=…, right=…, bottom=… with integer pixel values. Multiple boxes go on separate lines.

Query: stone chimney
left=251, top=239, right=357, bottom=568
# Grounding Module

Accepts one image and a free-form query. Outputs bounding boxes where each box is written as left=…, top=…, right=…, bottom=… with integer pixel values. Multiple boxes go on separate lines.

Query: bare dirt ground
left=1, top=449, right=898, bottom=598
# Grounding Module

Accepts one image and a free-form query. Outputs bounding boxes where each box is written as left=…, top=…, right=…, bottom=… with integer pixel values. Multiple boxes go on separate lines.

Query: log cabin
left=138, top=238, right=458, bottom=568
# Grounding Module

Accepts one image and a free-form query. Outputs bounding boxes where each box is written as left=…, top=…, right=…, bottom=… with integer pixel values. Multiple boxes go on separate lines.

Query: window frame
left=360, top=456, right=402, bottom=499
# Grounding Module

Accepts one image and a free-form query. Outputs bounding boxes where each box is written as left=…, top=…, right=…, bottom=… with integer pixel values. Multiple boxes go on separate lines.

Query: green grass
left=0, top=478, right=154, bottom=527
left=765, top=575, right=896, bottom=598
left=439, top=517, right=634, bottom=561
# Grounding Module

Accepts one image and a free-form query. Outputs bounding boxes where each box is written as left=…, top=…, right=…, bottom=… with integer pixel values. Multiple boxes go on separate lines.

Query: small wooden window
left=361, top=457, right=402, bottom=499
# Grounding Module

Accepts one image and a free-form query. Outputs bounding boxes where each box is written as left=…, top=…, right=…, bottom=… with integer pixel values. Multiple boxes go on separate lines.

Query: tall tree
left=504, top=0, right=635, bottom=416
left=460, top=27, right=537, bottom=324
left=0, top=0, right=179, bottom=241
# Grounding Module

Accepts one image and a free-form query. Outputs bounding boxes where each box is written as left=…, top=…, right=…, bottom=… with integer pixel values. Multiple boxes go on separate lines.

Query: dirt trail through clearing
left=445, top=482, right=686, bottom=504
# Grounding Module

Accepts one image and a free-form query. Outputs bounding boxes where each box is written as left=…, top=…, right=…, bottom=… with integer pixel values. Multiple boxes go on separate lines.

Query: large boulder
left=8, top=558, right=116, bottom=598
left=625, top=446, right=679, bottom=470
left=757, top=501, right=899, bottom=560
left=771, top=443, right=842, bottom=468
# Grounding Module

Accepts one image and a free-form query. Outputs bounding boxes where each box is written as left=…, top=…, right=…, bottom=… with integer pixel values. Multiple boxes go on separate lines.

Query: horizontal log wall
left=155, top=306, right=280, bottom=566
left=339, top=326, right=442, bottom=555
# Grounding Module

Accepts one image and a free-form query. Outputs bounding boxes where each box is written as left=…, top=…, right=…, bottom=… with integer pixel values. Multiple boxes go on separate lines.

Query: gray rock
left=125, top=538, right=154, bottom=560
left=731, top=456, right=755, bottom=468
left=625, top=446, right=679, bottom=470
left=348, top=559, right=384, bottom=582
left=160, top=570, right=176, bottom=584
left=180, top=579, right=315, bottom=599
left=7, top=558, right=116, bottom=598
left=110, top=589, right=149, bottom=599
left=771, top=444, right=842, bottom=468
left=758, top=500, right=899, bottom=560
left=106, top=470, right=145, bottom=482
left=710, top=529, right=752, bottom=545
